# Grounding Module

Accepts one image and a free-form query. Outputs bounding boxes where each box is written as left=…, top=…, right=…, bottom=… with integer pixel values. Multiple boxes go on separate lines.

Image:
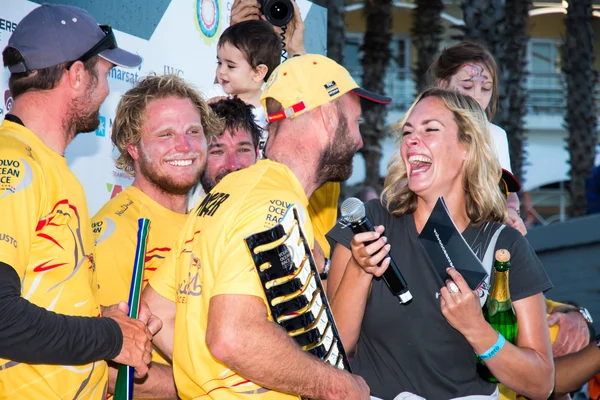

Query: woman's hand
left=349, top=225, right=391, bottom=278
left=440, top=267, right=486, bottom=337
left=506, top=207, right=527, bottom=236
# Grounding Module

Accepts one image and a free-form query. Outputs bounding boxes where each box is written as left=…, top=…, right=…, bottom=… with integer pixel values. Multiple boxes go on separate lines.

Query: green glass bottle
left=477, top=249, right=518, bottom=383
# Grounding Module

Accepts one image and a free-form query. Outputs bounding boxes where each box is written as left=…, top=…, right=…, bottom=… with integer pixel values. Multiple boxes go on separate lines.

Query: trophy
left=245, top=204, right=351, bottom=371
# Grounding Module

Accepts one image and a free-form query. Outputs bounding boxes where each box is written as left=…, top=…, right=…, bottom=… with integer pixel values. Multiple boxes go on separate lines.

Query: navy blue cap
left=5, top=4, right=141, bottom=73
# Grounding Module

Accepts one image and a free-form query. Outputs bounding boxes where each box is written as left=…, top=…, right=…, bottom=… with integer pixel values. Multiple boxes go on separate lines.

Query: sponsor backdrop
left=0, top=0, right=326, bottom=214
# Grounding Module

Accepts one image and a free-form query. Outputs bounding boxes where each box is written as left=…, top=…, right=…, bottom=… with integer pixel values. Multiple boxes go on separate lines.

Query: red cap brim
left=501, top=169, right=521, bottom=192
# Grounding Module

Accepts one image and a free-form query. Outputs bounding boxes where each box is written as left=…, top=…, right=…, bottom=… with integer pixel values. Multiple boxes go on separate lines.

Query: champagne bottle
left=477, top=249, right=518, bottom=383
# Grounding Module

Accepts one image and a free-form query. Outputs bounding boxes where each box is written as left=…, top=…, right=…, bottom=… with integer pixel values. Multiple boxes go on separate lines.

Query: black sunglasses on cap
left=79, top=25, right=117, bottom=63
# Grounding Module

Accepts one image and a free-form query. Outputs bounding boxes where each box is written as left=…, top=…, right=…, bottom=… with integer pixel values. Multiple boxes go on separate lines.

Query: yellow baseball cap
left=260, top=54, right=391, bottom=123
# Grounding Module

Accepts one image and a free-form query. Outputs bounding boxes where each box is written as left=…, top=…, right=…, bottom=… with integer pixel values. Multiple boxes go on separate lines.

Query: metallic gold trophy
left=245, top=204, right=351, bottom=371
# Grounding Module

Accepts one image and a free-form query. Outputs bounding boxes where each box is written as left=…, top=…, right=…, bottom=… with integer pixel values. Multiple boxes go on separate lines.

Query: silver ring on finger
left=449, top=282, right=460, bottom=294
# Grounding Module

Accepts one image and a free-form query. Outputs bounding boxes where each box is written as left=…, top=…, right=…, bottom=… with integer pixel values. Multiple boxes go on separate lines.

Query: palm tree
left=360, top=0, right=392, bottom=188
left=411, top=0, right=445, bottom=94
left=458, top=0, right=531, bottom=186
left=326, top=0, right=347, bottom=198
left=327, top=0, right=345, bottom=64
left=494, top=0, right=531, bottom=184
left=562, top=0, right=597, bottom=217
left=458, top=0, right=504, bottom=57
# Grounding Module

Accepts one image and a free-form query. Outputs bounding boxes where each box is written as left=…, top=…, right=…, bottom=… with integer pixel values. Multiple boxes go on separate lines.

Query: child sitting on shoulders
left=215, top=20, right=281, bottom=130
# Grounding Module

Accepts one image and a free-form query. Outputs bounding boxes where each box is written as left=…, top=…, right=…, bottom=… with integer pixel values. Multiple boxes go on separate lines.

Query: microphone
left=340, top=198, right=412, bottom=304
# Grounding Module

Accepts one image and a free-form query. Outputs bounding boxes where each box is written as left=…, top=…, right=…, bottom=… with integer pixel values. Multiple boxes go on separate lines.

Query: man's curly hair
left=112, top=74, right=224, bottom=175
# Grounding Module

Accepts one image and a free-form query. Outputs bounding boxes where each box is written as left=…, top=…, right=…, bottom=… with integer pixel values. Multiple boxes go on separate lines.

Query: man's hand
left=228, top=0, right=305, bottom=57
left=336, top=374, right=370, bottom=400
left=138, top=301, right=163, bottom=337
left=281, top=0, right=306, bottom=57
left=548, top=310, right=590, bottom=357
left=230, top=0, right=261, bottom=25
left=103, top=301, right=153, bottom=378
left=506, top=208, right=527, bottom=236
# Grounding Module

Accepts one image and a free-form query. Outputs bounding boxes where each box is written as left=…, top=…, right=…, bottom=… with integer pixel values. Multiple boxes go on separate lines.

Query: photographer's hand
left=230, top=0, right=261, bottom=24
left=282, top=0, right=306, bottom=56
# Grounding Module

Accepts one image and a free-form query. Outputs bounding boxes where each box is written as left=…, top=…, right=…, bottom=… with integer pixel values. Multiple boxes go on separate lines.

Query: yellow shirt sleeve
left=307, top=182, right=340, bottom=259
left=0, top=145, right=42, bottom=277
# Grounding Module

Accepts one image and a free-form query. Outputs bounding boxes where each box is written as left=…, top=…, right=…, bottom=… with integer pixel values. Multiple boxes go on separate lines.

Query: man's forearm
left=207, top=295, right=354, bottom=400
left=220, top=319, right=349, bottom=399
left=554, top=341, right=600, bottom=394
left=143, top=284, right=175, bottom=362
left=108, top=361, right=177, bottom=399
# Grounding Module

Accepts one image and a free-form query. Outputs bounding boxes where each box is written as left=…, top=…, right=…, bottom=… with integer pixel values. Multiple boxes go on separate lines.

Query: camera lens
left=262, top=0, right=293, bottom=26
left=270, top=2, right=289, bottom=20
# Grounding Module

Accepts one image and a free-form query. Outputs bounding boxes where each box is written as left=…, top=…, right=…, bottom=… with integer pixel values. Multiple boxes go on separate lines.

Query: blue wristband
left=478, top=333, right=506, bottom=360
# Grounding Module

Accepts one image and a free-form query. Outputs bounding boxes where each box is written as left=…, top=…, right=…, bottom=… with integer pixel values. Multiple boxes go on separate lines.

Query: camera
left=259, top=0, right=294, bottom=27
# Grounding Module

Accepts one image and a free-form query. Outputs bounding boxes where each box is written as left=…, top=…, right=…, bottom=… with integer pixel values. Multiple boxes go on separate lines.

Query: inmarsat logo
left=195, top=0, right=221, bottom=44
left=109, top=57, right=144, bottom=84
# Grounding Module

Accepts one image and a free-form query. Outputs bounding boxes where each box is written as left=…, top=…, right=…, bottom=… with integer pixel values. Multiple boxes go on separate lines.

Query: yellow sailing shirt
left=0, top=120, right=107, bottom=399
left=93, top=185, right=187, bottom=374
left=307, top=182, right=339, bottom=259
left=93, top=185, right=186, bottom=306
left=150, top=159, right=309, bottom=400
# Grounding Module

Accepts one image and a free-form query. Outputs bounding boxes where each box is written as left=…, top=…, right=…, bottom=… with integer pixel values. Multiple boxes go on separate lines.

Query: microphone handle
left=351, top=218, right=412, bottom=303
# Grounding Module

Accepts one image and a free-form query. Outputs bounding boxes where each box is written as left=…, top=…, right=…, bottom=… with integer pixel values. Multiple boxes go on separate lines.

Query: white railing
left=347, top=65, right=415, bottom=111
left=348, top=66, right=599, bottom=115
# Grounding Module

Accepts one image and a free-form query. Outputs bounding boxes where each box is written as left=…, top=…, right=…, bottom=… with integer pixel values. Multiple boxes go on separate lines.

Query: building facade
left=343, top=0, right=600, bottom=224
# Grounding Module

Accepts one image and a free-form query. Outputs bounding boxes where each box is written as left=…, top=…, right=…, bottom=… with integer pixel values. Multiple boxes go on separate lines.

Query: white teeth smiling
left=408, top=155, right=432, bottom=164
left=408, top=155, right=432, bottom=176
left=167, top=160, right=193, bottom=167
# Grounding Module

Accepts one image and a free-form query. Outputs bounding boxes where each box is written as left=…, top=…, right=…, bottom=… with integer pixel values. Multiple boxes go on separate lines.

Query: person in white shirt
left=429, top=41, right=526, bottom=235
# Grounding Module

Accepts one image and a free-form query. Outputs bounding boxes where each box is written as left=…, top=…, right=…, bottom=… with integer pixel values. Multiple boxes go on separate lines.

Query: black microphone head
left=341, top=197, right=365, bottom=223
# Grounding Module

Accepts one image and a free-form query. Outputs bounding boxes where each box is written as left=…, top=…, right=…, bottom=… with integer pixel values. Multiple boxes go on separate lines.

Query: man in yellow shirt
left=144, top=54, right=391, bottom=399
left=0, top=4, right=154, bottom=399
left=93, top=75, right=223, bottom=398
left=201, top=98, right=339, bottom=264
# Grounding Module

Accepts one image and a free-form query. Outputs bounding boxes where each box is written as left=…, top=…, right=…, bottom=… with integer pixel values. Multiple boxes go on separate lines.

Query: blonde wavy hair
left=112, top=74, right=224, bottom=175
left=382, top=87, right=507, bottom=225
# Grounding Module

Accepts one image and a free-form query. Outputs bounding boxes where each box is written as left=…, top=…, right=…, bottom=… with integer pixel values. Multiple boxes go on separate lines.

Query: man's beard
left=138, top=145, right=202, bottom=196
left=317, top=113, right=358, bottom=184
left=74, top=108, right=101, bottom=135
left=200, top=168, right=236, bottom=193
left=65, top=80, right=101, bottom=137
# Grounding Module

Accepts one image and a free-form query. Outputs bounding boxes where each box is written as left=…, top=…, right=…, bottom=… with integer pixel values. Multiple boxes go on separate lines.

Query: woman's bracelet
left=478, top=332, right=506, bottom=361
left=319, top=258, right=331, bottom=280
